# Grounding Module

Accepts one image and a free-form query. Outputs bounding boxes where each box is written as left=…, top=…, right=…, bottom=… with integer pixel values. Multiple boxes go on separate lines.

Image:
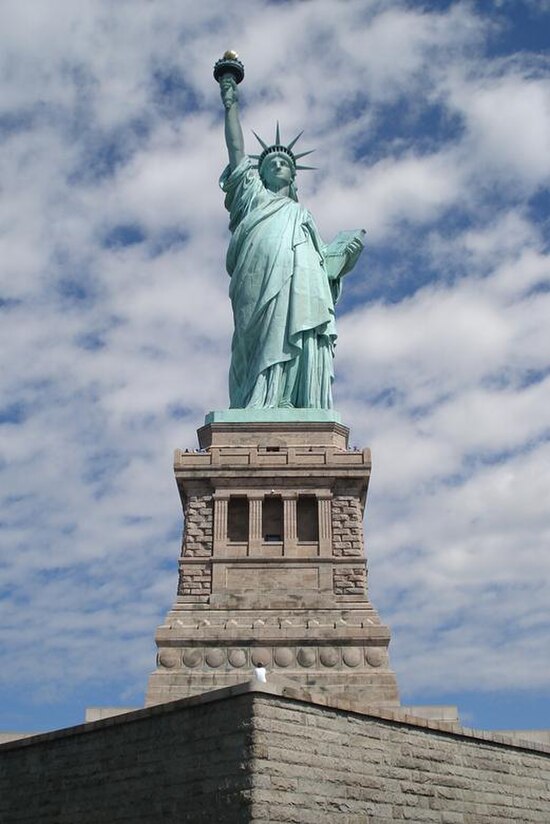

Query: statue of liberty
left=216, top=53, right=365, bottom=410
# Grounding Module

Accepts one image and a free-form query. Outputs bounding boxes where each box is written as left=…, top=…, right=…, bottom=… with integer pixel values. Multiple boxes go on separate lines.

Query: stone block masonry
left=0, top=689, right=256, bottom=824
left=249, top=689, right=550, bottom=823
left=331, top=491, right=364, bottom=558
left=147, top=420, right=401, bottom=707
left=177, top=562, right=211, bottom=598
left=1, top=681, right=548, bottom=823
left=333, top=565, right=367, bottom=595
left=180, top=490, right=213, bottom=559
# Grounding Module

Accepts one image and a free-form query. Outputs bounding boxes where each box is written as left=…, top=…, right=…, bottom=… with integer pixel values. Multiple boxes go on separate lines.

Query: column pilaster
left=282, top=493, right=298, bottom=555
left=318, top=494, right=333, bottom=557
left=213, top=494, right=229, bottom=550
left=248, top=495, right=263, bottom=554
left=212, top=493, right=229, bottom=590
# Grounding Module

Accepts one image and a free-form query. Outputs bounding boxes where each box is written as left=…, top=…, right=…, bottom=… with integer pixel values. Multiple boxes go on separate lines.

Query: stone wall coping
left=2, top=677, right=549, bottom=757
left=204, top=410, right=344, bottom=425
left=174, top=446, right=371, bottom=471
left=198, top=420, right=352, bottom=450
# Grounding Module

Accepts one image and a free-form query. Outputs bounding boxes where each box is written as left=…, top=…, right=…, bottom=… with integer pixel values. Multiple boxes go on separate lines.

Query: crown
left=250, top=123, right=316, bottom=173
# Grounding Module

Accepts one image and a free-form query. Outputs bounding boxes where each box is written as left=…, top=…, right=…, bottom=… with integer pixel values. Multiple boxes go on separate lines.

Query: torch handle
left=219, top=73, right=239, bottom=110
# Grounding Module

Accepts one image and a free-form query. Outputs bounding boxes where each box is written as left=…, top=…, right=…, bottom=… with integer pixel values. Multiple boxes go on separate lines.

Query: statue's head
left=251, top=123, right=315, bottom=201
left=260, top=152, right=295, bottom=195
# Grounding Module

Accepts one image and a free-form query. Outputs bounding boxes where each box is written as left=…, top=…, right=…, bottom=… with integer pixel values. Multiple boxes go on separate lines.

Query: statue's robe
left=220, top=156, right=341, bottom=409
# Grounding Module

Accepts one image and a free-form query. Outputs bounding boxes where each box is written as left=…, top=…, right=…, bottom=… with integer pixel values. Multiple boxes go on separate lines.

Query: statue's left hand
left=345, top=236, right=364, bottom=269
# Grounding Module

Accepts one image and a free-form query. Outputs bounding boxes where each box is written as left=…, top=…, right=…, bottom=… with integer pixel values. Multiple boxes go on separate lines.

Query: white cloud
left=451, top=69, right=550, bottom=187
left=0, top=0, right=548, bottom=730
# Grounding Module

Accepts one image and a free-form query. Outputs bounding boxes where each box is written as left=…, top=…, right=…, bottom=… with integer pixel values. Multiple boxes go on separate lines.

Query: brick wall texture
left=331, top=494, right=364, bottom=557
left=177, top=562, right=211, bottom=598
left=180, top=492, right=213, bottom=558
left=333, top=565, right=367, bottom=595
left=1, top=690, right=548, bottom=823
left=249, top=696, right=550, bottom=822
left=177, top=489, right=213, bottom=599
left=0, top=695, right=254, bottom=824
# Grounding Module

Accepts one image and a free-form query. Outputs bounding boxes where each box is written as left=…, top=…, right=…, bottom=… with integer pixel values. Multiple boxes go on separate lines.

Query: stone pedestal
left=146, top=418, right=400, bottom=708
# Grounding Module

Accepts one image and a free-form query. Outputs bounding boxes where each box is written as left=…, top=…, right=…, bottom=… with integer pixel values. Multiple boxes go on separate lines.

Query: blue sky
left=0, top=0, right=549, bottom=734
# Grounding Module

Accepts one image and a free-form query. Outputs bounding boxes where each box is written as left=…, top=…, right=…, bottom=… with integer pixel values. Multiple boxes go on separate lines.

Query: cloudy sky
left=1, top=0, right=549, bottom=734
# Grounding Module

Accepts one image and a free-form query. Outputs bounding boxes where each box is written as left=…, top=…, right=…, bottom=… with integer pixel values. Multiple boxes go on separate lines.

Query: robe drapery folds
left=220, top=156, right=341, bottom=410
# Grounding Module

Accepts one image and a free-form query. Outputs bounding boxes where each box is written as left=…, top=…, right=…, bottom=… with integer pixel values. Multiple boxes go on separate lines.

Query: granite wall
left=0, top=692, right=253, bottom=823
left=249, top=693, right=550, bottom=822
left=1, top=683, right=548, bottom=823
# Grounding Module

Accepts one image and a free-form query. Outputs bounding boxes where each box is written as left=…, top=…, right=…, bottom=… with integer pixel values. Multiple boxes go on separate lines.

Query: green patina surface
left=204, top=408, right=342, bottom=425
left=216, top=56, right=365, bottom=414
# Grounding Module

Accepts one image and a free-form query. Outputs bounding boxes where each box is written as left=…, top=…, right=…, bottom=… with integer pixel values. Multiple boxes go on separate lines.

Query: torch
left=213, top=50, right=245, bottom=89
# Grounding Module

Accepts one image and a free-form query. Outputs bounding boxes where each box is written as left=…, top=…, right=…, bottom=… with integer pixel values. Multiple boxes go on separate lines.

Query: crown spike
left=253, top=121, right=315, bottom=174
left=287, top=130, right=304, bottom=150
left=252, top=130, right=269, bottom=150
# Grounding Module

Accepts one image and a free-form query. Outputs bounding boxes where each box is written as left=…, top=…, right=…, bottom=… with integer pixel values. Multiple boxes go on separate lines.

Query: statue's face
left=261, top=153, right=294, bottom=192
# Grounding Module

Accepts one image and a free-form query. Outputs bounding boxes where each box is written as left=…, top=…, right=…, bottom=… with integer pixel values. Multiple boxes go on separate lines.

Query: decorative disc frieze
left=157, top=644, right=390, bottom=671
left=296, top=647, right=315, bottom=667
left=157, top=649, right=181, bottom=669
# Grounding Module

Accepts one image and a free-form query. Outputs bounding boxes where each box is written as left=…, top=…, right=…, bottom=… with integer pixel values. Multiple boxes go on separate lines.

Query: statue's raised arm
left=220, top=75, right=244, bottom=171
left=213, top=52, right=365, bottom=412
left=214, top=51, right=245, bottom=171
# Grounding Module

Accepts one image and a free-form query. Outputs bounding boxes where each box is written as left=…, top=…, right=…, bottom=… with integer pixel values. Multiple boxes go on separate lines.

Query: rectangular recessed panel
left=225, top=565, right=320, bottom=591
